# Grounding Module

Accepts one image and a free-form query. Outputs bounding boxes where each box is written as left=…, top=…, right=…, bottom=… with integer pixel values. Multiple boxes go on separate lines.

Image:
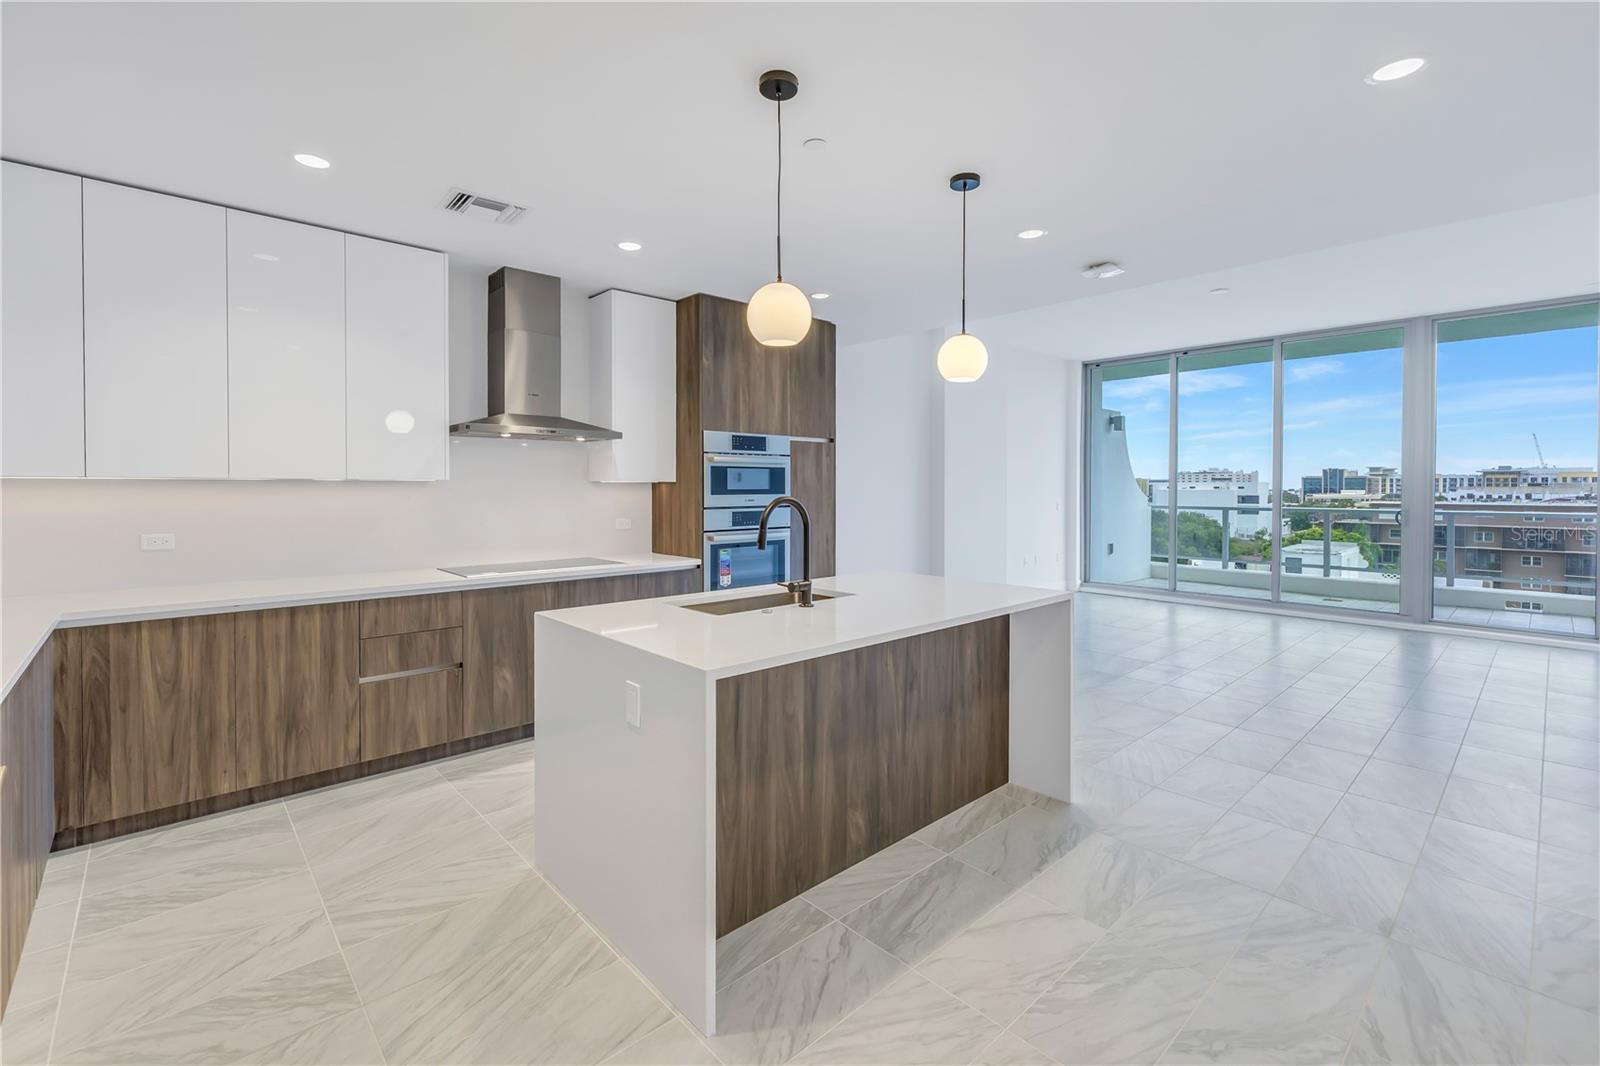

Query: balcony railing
left=1130, top=503, right=1597, bottom=628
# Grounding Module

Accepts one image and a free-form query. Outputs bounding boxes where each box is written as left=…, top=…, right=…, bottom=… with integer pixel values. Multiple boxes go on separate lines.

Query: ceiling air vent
left=439, top=188, right=527, bottom=225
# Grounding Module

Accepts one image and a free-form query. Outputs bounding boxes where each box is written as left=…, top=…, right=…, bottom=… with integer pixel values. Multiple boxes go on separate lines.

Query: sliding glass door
left=1082, top=296, right=1598, bottom=640
left=1433, top=303, right=1598, bottom=637
left=1086, top=357, right=1170, bottom=589
left=1278, top=327, right=1405, bottom=615
left=1172, top=345, right=1274, bottom=600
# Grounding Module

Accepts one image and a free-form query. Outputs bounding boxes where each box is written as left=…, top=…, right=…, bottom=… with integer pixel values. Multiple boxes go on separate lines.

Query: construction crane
left=1533, top=433, right=1551, bottom=468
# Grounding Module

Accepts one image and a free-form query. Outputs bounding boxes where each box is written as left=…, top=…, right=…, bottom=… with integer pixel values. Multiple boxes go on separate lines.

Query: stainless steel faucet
left=757, top=495, right=813, bottom=607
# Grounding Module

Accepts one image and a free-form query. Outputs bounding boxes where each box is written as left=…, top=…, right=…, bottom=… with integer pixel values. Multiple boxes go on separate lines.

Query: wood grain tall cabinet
left=654, top=293, right=838, bottom=578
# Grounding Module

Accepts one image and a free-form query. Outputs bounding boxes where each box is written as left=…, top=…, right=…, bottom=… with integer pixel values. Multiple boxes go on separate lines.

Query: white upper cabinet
left=344, top=235, right=448, bottom=481
left=83, top=180, right=228, bottom=478
left=3, top=170, right=448, bottom=482
left=588, top=289, right=676, bottom=483
left=227, top=211, right=346, bottom=479
left=2, top=162, right=85, bottom=477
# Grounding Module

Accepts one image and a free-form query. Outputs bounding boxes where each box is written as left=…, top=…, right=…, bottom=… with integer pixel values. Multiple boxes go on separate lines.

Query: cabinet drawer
left=359, top=667, right=462, bottom=760
left=359, top=592, right=462, bottom=638
left=360, top=628, right=462, bottom=678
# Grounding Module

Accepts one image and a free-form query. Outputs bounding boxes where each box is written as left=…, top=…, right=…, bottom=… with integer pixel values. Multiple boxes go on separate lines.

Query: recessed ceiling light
left=810, top=292, right=830, bottom=300
left=1366, top=57, right=1426, bottom=84
left=617, top=241, right=642, bottom=252
left=1081, top=261, right=1125, bottom=280
left=252, top=252, right=279, bottom=262
left=293, top=153, right=331, bottom=169
left=1017, top=229, right=1048, bottom=240
left=1209, top=287, right=1231, bottom=295
left=803, top=137, right=827, bottom=151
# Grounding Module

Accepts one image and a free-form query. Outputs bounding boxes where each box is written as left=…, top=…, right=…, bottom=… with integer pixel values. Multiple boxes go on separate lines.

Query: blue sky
left=1104, top=326, right=1598, bottom=489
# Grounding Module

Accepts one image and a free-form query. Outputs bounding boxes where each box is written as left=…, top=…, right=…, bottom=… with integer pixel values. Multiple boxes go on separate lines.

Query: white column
left=1008, top=598, right=1074, bottom=801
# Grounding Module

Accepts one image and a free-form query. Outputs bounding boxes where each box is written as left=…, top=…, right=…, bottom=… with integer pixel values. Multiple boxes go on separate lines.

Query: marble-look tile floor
left=3, top=591, right=1597, bottom=1064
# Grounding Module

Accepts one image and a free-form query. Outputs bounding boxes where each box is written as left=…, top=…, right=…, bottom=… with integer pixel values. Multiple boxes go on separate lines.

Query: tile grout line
left=282, top=799, right=390, bottom=1066
left=41, top=848, right=91, bottom=1065
left=719, top=794, right=1039, bottom=1063
left=767, top=932, right=908, bottom=1065
left=437, top=762, right=726, bottom=1065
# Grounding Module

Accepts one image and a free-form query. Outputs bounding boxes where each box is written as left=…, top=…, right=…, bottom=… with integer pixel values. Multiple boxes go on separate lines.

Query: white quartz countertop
left=537, top=571, right=1071, bottom=678
left=1, top=552, right=700, bottom=702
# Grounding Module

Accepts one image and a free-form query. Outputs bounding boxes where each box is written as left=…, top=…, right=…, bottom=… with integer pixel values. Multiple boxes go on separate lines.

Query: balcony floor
left=1127, top=577, right=1596, bottom=637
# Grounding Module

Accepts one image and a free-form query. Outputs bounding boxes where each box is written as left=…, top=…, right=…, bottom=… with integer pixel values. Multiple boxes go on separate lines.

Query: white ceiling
left=4, top=2, right=1596, bottom=345
left=978, top=195, right=1600, bottom=362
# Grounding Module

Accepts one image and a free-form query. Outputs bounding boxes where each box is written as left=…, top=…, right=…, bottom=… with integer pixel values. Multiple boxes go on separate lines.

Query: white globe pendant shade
left=747, top=281, right=812, bottom=347
left=937, top=331, right=989, bottom=383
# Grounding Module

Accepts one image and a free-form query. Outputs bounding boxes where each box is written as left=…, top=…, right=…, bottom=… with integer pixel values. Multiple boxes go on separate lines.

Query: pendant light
left=746, top=70, right=812, bottom=347
left=937, top=172, right=989, bottom=383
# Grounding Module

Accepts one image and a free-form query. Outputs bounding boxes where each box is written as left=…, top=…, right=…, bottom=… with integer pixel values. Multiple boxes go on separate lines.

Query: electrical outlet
left=614, top=517, right=633, bottom=531
left=140, top=533, right=177, bottom=552
left=624, top=680, right=642, bottom=729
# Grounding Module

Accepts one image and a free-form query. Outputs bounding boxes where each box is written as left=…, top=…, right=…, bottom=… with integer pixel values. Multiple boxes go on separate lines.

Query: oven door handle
left=706, top=530, right=790, bottom=544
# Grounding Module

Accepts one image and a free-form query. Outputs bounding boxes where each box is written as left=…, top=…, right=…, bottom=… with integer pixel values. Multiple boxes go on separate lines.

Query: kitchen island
left=533, top=571, right=1072, bottom=1036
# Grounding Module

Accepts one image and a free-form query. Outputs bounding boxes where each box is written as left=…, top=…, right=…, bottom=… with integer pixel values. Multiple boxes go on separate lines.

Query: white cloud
left=1286, top=359, right=1344, bottom=383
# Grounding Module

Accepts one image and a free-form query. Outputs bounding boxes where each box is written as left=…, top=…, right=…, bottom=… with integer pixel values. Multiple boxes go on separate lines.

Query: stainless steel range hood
left=450, top=267, right=621, bottom=442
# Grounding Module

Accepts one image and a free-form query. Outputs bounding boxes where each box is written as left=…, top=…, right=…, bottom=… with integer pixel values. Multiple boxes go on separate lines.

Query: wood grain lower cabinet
left=51, top=568, right=699, bottom=839
left=80, top=615, right=235, bottom=826
left=358, top=592, right=462, bottom=638
left=463, top=569, right=702, bottom=738
left=2, top=641, right=54, bottom=1015
left=463, top=586, right=537, bottom=738
left=233, top=603, right=359, bottom=790
left=360, top=629, right=461, bottom=676
left=360, top=668, right=462, bottom=760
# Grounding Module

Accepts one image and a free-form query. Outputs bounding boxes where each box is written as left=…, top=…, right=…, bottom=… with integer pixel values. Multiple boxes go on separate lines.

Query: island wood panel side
left=1, top=641, right=54, bottom=1017
left=714, top=616, right=1009, bottom=936
left=651, top=295, right=705, bottom=561
left=234, top=603, right=360, bottom=790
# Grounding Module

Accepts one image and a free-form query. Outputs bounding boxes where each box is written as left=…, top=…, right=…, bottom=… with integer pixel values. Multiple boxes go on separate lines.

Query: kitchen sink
left=679, top=590, right=848, bottom=616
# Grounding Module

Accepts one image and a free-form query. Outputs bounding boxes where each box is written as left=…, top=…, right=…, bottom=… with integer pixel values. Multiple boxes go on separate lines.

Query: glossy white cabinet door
left=344, top=235, right=448, bottom=481
left=2, top=162, right=85, bottom=476
left=588, top=289, right=676, bottom=483
left=227, top=211, right=345, bottom=479
left=83, top=180, right=228, bottom=478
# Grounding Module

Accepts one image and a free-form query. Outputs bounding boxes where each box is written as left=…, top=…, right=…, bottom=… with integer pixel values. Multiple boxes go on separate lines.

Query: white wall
left=835, top=330, right=944, bottom=576
left=0, top=262, right=653, bottom=595
left=943, top=347, right=1074, bottom=590
left=836, top=326, right=1079, bottom=591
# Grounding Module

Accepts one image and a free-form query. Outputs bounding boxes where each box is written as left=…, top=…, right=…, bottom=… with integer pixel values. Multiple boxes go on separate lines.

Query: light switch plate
left=615, top=517, right=633, bottom=530
left=140, top=533, right=177, bottom=551
left=624, top=680, right=642, bottom=729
